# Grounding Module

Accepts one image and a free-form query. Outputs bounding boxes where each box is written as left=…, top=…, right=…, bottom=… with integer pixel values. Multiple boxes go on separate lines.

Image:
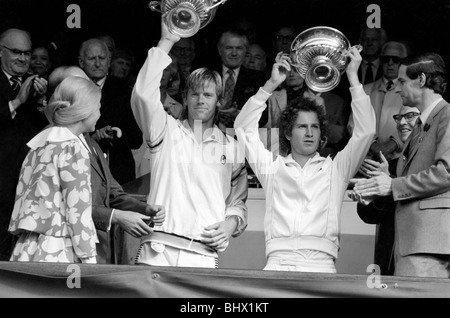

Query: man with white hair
left=79, top=38, right=142, bottom=185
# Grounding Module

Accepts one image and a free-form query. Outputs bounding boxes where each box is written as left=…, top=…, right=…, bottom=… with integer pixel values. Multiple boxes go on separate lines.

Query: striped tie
left=10, top=76, right=21, bottom=96
left=223, top=69, right=235, bottom=109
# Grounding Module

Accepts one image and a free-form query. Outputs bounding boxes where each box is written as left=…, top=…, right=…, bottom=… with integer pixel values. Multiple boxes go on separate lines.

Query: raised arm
left=130, top=18, right=180, bottom=147
left=234, top=53, right=290, bottom=185
left=334, top=46, right=376, bottom=181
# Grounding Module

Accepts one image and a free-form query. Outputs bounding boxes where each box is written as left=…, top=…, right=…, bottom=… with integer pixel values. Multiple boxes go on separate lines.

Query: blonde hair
left=45, top=76, right=101, bottom=126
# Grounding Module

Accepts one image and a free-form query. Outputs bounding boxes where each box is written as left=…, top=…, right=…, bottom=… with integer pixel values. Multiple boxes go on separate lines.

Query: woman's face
left=285, top=70, right=304, bottom=89
left=30, top=47, right=52, bottom=77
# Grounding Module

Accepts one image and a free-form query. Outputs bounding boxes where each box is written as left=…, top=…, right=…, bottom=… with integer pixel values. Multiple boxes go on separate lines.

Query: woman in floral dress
left=9, top=76, right=101, bottom=263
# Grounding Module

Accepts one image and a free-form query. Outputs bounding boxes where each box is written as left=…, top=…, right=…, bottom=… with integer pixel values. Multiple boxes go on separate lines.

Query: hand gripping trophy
left=149, top=0, right=228, bottom=37
left=289, top=26, right=362, bottom=92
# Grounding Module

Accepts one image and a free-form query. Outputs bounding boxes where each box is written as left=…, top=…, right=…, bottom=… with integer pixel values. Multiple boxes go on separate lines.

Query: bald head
left=0, top=28, right=32, bottom=76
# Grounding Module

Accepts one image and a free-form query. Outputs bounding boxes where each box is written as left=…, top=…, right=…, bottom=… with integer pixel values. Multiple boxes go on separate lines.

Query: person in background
left=244, top=43, right=268, bottom=75
left=79, top=38, right=142, bottom=185
left=9, top=76, right=100, bottom=263
left=234, top=47, right=375, bottom=273
left=349, top=41, right=408, bottom=176
left=170, top=37, right=197, bottom=95
left=358, top=27, right=388, bottom=85
left=29, top=43, right=54, bottom=79
left=215, top=28, right=267, bottom=133
left=109, top=47, right=136, bottom=88
left=131, top=17, right=248, bottom=269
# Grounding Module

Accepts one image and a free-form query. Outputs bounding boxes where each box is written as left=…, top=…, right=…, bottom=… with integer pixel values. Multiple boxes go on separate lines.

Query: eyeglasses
left=380, top=55, right=403, bottom=64
left=275, top=35, right=295, bottom=42
left=393, top=111, right=421, bottom=123
left=0, top=45, right=32, bottom=58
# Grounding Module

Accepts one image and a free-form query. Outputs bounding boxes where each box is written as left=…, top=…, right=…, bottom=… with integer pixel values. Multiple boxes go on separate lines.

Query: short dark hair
left=279, top=97, right=328, bottom=156
left=402, top=52, right=447, bottom=95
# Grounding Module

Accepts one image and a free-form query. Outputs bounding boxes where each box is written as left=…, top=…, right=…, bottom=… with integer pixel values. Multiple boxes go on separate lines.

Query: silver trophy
left=149, top=0, right=228, bottom=37
left=290, top=26, right=362, bottom=92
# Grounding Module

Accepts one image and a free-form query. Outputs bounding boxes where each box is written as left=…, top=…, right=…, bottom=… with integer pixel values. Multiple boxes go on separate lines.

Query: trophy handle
left=149, top=1, right=163, bottom=14
left=206, top=0, right=228, bottom=12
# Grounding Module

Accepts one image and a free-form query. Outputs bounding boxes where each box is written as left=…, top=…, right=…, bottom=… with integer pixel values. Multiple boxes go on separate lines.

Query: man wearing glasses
left=0, top=28, right=48, bottom=261
left=352, top=52, right=450, bottom=278
left=350, top=41, right=408, bottom=178
left=355, top=106, right=420, bottom=276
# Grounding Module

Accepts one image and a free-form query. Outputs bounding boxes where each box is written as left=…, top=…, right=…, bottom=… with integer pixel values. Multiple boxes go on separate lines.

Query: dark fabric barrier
left=1, top=261, right=450, bottom=298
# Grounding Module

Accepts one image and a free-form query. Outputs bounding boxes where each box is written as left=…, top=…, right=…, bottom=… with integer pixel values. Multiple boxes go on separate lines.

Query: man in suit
left=352, top=52, right=450, bottom=278
left=0, top=28, right=48, bottom=260
left=79, top=38, right=142, bottom=185
left=358, top=27, right=387, bottom=85
left=215, top=28, right=267, bottom=133
left=47, top=65, right=165, bottom=264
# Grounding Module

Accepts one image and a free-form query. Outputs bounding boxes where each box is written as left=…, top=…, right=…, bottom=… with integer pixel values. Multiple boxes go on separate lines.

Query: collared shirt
left=382, top=77, right=397, bottom=90
left=94, top=76, right=107, bottom=89
left=420, top=97, right=444, bottom=126
left=131, top=47, right=248, bottom=249
left=234, top=85, right=376, bottom=259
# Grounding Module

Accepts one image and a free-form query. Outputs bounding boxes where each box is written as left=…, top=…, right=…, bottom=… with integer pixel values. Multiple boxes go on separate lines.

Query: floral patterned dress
left=9, top=126, right=98, bottom=263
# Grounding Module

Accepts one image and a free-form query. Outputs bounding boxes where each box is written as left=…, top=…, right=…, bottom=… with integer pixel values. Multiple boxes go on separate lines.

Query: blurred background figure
left=170, top=37, right=196, bottom=102
left=96, top=34, right=116, bottom=59
left=109, top=47, right=136, bottom=87
left=29, top=42, right=54, bottom=79
left=243, top=43, right=268, bottom=75
left=358, top=27, right=388, bottom=85
left=272, top=24, right=297, bottom=54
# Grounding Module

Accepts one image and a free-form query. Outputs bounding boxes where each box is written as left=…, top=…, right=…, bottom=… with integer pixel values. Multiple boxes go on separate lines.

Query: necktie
left=386, top=80, right=393, bottom=91
left=223, top=69, right=235, bottom=109
left=407, top=118, right=422, bottom=158
left=10, top=76, right=21, bottom=96
left=364, top=62, right=373, bottom=85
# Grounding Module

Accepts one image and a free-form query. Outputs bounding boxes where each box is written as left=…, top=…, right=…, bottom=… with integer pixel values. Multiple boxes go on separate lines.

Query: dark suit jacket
left=357, top=61, right=383, bottom=85
left=392, top=100, right=450, bottom=256
left=357, top=158, right=398, bottom=276
left=85, top=134, right=148, bottom=264
left=0, top=71, right=47, bottom=202
left=214, top=65, right=269, bottom=128
left=95, top=76, right=143, bottom=185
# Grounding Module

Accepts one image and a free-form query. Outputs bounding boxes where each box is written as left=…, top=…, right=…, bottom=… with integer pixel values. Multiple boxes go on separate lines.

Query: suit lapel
left=400, top=100, right=448, bottom=173
left=85, top=134, right=107, bottom=182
